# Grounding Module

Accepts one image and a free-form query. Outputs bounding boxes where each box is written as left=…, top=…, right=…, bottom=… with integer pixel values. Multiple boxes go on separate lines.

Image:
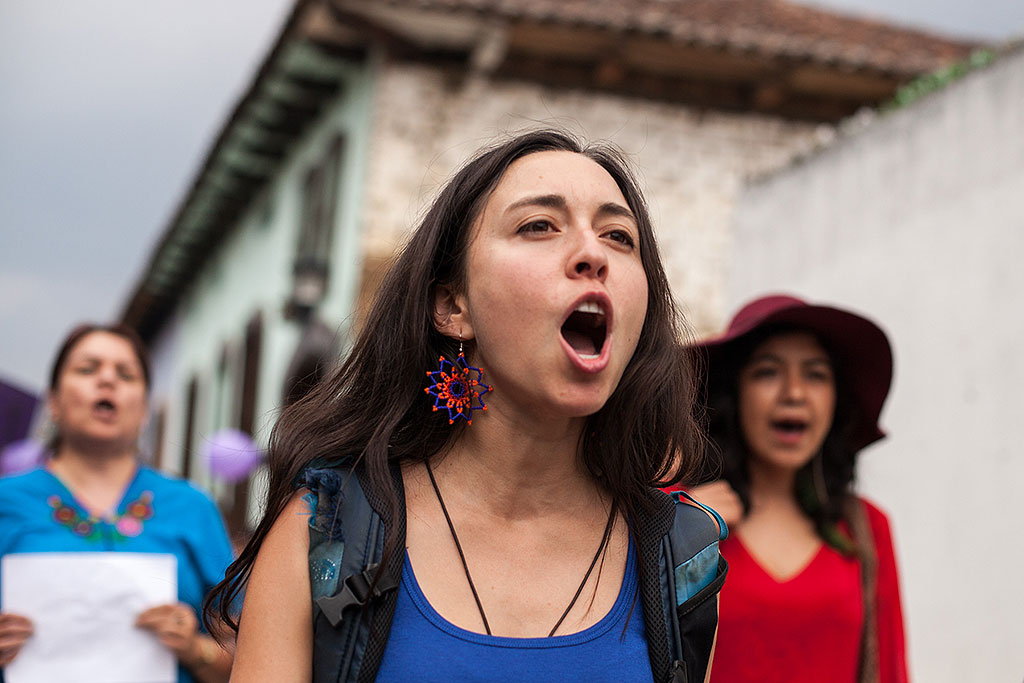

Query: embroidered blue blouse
left=0, top=466, right=234, bottom=683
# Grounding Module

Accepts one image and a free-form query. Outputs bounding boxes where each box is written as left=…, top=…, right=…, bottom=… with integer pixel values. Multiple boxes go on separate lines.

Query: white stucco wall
left=730, top=47, right=1024, bottom=682
left=361, top=61, right=834, bottom=335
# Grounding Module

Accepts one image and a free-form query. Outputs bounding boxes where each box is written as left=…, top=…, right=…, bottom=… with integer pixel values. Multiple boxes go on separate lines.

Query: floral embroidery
left=48, top=491, right=154, bottom=542
left=115, top=516, right=143, bottom=537
left=73, top=519, right=95, bottom=537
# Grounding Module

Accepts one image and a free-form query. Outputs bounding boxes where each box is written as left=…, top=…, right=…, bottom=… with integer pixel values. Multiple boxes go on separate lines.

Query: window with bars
left=290, top=134, right=345, bottom=316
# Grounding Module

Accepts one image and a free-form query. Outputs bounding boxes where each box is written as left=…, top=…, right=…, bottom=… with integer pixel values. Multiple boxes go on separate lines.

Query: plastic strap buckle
left=316, top=563, right=399, bottom=627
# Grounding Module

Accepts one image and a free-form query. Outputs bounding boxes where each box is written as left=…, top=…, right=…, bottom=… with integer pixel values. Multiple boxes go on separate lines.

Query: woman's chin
left=487, top=374, right=619, bottom=424
left=65, top=430, right=140, bottom=456
left=546, top=392, right=617, bottom=421
left=751, top=448, right=818, bottom=473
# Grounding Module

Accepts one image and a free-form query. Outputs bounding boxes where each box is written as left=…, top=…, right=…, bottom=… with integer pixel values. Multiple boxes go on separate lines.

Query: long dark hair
left=700, top=324, right=860, bottom=551
left=47, top=323, right=151, bottom=453
left=206, top=129, right=706, bottom=631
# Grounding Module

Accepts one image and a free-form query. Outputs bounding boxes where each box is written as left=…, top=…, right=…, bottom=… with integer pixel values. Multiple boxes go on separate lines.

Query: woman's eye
left=516, top=220, right=554, bottom=234
left=807, top=369, right=833, bottom=383
left=606, top=229, right=636, bottom=248
left=749, top=366, right=777, bottom=379
left=74, top=365, right=96, bottom=375
left=118, top=370, right=138, bottom=382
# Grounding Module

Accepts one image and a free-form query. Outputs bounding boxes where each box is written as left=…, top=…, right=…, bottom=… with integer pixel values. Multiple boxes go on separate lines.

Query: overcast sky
left=2, top=0, right=1023, bottom=395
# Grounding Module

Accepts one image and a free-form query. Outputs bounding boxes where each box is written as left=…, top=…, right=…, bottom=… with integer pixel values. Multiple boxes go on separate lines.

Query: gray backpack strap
left=305, top=465, right=398, bottom=683
left=662, top=490, right=729, bottom=683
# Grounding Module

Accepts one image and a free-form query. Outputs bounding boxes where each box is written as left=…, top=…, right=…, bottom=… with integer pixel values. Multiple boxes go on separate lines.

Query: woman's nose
left=96, top=364, right=117, bottom=386
left=567, top=229, right=608, bottom=281
left=781, top=369, right=806, bottom=402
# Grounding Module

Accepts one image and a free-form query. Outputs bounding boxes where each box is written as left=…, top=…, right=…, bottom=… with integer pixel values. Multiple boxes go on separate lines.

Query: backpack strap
left=662, top=490, right=729, bottom=683
left=845, top=496, right=879, bottom=683
left=304, top=463, right=402, bottom=683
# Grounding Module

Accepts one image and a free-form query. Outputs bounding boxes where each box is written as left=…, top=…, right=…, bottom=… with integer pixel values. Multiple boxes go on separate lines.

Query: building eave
left=120, top=0, right=367, bottom=341
left=120, top=0, right=982, bottom=343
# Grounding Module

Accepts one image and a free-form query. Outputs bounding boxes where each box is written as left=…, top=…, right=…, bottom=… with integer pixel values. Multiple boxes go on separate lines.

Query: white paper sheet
left=1, top=552, right=177, bottom=683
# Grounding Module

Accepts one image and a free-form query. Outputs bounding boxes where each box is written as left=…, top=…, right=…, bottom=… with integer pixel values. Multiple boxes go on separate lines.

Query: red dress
left=709, top=498, right=908, bottom=683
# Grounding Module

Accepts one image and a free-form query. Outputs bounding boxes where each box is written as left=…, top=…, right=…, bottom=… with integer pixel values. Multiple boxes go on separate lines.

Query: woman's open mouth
left=561, top=301, right=607, bottom=359
left=92, top=399, right=117, bottom=419
left=771, top=418, right=809, bottom=443
left=560, top=295, right=612, bottom=372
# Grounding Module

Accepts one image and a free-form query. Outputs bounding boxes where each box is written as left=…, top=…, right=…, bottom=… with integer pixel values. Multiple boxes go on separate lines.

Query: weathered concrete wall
left=730, top=46, right=1024, bottom=682
left=361, top=60, right=831, bottom=335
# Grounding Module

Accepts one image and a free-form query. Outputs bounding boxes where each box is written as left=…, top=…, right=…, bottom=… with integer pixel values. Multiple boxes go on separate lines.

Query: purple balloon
left=1, top=439, right=46, bottom=476
left=202, top=429, right=263, bottom=482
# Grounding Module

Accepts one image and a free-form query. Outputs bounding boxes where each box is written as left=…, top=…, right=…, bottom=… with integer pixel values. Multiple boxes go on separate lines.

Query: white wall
left=730, top=47, right=1024, bottom=682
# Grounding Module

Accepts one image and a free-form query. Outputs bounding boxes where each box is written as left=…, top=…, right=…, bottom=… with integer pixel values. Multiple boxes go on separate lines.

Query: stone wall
left=360, top=60, right=831, bottom=334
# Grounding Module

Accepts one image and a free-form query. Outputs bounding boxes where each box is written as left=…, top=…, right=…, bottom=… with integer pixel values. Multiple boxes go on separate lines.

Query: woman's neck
left=746, top=458, right=800, bottom=510
left=437, top=411, right=600, bottom=520
left=48, top=445, right=139, bottom=516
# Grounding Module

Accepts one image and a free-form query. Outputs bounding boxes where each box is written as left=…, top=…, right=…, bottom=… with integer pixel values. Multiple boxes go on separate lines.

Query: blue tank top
left=375, top=537, right=654, bottom=682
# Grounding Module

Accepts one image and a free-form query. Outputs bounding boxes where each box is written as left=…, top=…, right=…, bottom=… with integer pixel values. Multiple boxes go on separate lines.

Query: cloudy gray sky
left=2, top=0, right=1022, bottom=394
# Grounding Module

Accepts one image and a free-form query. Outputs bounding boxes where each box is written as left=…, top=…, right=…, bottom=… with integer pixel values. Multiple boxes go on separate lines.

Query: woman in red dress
left=684, top=294, right=908, bottom=683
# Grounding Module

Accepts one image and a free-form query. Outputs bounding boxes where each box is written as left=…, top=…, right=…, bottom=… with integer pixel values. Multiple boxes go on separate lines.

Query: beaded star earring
left=425, top=338, right=491, bottom=425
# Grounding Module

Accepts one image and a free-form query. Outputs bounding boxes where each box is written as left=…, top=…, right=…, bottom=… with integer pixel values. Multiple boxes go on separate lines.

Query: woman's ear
left=46, top=391, right=61, bottom=425
left=433, top=284, right=475, bottom=340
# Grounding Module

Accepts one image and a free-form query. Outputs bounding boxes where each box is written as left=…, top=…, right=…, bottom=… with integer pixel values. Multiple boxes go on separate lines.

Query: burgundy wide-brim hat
left=699, top=294, right=894, bottom=451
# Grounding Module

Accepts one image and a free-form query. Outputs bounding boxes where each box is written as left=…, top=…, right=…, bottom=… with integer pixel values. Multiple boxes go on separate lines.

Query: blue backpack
left=303, top=463, right=727, bottom=683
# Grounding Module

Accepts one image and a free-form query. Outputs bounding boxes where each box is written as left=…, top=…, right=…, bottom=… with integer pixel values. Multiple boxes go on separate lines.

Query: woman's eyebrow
left=748, top=353, right=831, bottom=365
left=504, top=194, right=636, bottom=222
left=504, top=194, right=568, bottom=214
left=596, top=201, right=636, bottom=222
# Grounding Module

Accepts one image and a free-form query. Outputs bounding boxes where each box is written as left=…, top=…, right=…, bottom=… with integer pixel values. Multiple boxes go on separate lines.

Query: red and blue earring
left=425, top=338, right=491, bottom=425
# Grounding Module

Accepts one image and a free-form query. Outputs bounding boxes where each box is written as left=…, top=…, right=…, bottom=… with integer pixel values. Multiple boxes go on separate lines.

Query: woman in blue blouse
left=0, top=323, right=234, bottom=682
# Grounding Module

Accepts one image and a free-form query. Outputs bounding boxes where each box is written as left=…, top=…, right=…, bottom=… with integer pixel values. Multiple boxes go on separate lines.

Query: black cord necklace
left=425, top=460, right=616, bottom=637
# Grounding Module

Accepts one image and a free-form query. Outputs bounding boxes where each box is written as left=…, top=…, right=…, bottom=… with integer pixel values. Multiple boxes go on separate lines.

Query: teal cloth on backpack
left=302, top=471, right=346, bottom=601
left=674, top=542, right=719, bottom=603
left=669, top=489, right=728, bottom=605
left=307, top=506, right=344, bottom=600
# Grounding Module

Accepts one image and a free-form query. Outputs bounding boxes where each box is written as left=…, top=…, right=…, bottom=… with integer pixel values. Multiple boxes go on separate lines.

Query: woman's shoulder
left=853, top=495, right=892, bottom=522
left=0, top=467, right=53, bottom=501
left=0, top=470, right=55, bottom=549
left=852, top=494, right=896, bottom=546
left=664, top=487, right=726, bottom=540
